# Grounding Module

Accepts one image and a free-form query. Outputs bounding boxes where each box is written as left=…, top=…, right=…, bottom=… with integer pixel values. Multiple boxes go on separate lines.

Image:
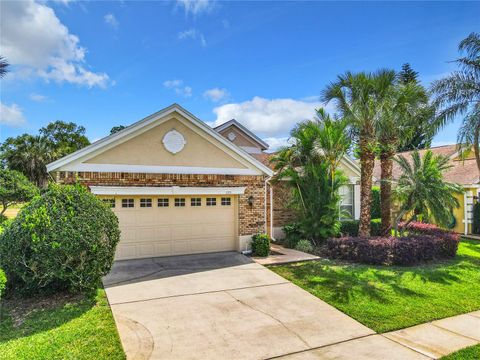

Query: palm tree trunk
left=380, top=151, right=394, bottom=235
left=359, top=148, right=375, bottom=237
left=474, top=123, right=480, bottom=174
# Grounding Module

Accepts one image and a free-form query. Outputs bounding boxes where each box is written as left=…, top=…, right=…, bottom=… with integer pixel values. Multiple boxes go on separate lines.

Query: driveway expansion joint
left=109, top=281, right=290, bottom=306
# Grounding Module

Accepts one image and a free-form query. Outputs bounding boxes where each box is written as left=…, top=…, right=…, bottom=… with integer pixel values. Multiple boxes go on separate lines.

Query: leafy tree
left=321, top=69, right=396, bottom=236
left=39, top=121, right=90, bottom=158
left=399, top=63, right=419, bottom=84
left=431, top=32, right=480, bottom=172
left=0, top=56, right=9, bottom=78
left=393, top=150, right=462, bottom=234
left=0, top=135, right=53, bottom=187
left=1, top=121, right=90, bottom=187
left=0, top=169, right=38, bottom=216
left=110, top=125, right=127, bottom=134
left=376, top=80, right=430, bottom=234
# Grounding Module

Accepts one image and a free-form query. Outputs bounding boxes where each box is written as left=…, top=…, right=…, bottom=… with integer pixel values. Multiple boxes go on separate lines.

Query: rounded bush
left=295, top=239, right=313, bottom=253
left=251, top=233, right=270, bottom=257
left=282, top=223, right=302, bottom=248
left=0, top=184, right=120, bottom=294
left=0, top=268, right=6, bottom=300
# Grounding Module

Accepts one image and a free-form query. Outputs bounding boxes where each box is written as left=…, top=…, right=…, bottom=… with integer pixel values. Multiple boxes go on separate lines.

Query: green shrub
left=340, top=219, right=382, bottom=237
left=0, top=214, right=7, bottom=224
left=295, top=239, right=313, bottom=253
left=282, top=223, right=303, bottom=248
left=0, top=184, right=120, bottom=294
left=251, top=233, right=270, bottom=257
left=0, top=268, right=6, bottom=300
left=473, top=202, right=480, bottom=235
left=371, top=186, right=381, bottom=219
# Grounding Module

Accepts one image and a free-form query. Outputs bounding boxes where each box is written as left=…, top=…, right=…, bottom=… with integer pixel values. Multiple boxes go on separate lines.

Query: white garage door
left=103, top=195, right=237, bottom=260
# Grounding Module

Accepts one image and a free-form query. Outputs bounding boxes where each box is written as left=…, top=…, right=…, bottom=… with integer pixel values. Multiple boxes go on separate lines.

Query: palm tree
left=270, top=113, right=348, bottom=242
left=0, top=56, right=9, bottom=78
left=321, top=69, right=396, bottom=236
left=376, top=81, right=431, bottom=234
left=393, top=150, right=462, bottom=234
left=0, top=135, right=53, bottom=187
left=431, top=32, right=480, bottom=172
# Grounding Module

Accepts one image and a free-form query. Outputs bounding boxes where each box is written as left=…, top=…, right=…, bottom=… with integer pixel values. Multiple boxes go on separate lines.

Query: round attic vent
left=162, top=130, right=186, bottom=154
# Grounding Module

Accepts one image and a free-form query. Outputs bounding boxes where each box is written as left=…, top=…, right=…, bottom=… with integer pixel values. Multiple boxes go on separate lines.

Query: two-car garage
left=92, top=186, right=243, bottom=260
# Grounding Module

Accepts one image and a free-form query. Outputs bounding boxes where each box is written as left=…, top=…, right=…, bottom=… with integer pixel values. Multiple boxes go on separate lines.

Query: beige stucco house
left=47, top=104, right=361, bottom=260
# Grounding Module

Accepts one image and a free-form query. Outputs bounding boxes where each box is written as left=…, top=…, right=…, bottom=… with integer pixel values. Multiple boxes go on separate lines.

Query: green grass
left=0, top=289, right=125, bottom=360
left=441, top=344, right=480, bottom=360
left=271, top=239, right=480, bottom=333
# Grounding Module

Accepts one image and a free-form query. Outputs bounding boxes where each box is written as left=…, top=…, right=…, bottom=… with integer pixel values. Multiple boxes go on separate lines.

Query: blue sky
left=0, top=0, right=478, bottom=150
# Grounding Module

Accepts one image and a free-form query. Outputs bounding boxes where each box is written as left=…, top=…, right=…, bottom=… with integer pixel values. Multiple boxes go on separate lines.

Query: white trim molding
left=59, top=163, right=262, bottom=175
left=90, top=186, right=247, bottom=196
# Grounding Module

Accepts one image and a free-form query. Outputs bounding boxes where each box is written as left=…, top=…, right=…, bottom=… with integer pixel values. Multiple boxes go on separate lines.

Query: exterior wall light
left=247, top=196, right=254, bottom=206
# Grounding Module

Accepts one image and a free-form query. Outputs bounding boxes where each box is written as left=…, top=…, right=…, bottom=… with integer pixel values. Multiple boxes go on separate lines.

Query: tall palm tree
left=393, top=150, right=462, bottom=234
left=431, top=32, right=480, bottom=172
left=321, top=69, right=396, bottom=237
left=376, top=81, right=431, bottom=234
left=0, top=56, right=9, bottom=78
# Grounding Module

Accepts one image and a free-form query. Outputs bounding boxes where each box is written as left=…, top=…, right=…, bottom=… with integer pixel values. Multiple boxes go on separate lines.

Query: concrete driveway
left=103, top=252, right=423, bottom=360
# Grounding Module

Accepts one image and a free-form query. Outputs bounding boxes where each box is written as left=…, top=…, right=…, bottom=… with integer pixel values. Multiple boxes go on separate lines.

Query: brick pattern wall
left=54, top=171, right=267, bottom=236
left=272, top=181, right=297, bottom=227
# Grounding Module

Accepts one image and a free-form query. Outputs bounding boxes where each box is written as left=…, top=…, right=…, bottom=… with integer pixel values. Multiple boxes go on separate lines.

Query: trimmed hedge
left=251, top=233, right=270, bottom=257
left=0, top=184, right=120, bottom=294
left=327, top=222, right=459, bottom=265
left=0, top=268, right=5, bottom=300
left=340, top=219, right=382, bottom=237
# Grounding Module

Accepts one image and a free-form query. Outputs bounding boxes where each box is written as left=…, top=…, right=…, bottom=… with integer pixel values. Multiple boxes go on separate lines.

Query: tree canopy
left=0, top=169, right=38, bottom=216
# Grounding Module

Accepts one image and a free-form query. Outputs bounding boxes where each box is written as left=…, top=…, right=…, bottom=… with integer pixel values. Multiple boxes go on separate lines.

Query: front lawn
left=0, top=289, right=125, bottom=360
left=271, top=239, right=480, bottom=333
left=441, top=344, right=480, bottom=360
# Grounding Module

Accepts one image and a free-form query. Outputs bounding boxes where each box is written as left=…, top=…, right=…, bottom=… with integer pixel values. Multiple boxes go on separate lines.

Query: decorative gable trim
left=46, top=104, right=273, bottom=176
left=214, top=119, right=269, bottom=150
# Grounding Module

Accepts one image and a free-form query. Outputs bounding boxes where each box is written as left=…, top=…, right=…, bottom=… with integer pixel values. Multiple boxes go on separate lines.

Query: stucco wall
left=86, top=117, right=248, bottom=169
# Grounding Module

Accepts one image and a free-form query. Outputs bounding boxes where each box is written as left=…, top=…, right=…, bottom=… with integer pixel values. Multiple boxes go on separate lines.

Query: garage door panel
left=110, top=195, right=237, bottom=260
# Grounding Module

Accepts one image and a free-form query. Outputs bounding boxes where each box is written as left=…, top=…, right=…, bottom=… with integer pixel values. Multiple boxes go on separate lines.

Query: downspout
left=264, top=176, right=274, bottom=240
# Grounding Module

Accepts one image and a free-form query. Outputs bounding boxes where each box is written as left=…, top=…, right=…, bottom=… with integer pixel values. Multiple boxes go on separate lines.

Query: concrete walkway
left=253, top=243, right=319, bottom=265
left=103, top=252, right=479, bottom=359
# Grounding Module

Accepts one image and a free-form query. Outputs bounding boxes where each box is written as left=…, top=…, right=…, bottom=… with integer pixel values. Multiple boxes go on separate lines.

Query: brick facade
left=54, top=171, right=267, bottom=236
left=271, top=180, right=296, bottom=228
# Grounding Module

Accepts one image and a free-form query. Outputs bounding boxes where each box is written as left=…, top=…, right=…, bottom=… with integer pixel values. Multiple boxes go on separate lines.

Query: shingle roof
left=372, top=144, right=479, bottom=186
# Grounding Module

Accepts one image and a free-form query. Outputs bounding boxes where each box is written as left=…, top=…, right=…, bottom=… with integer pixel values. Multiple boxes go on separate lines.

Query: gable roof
left=372, top=144, right=480, bottom=186
left=46, top=104, right=274, bottom=176
left=214, top=119, right=269, bottom=150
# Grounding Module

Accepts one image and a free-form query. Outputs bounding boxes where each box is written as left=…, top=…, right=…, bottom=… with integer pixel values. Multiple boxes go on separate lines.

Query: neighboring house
left=372, top=144, right=480, bottom=235
left=47, top=104, right=361, bottom=260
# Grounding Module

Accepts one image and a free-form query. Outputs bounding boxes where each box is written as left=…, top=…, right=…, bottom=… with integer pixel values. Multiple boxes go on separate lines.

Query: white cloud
left=104, top=13, right=119, bottom=29
left=0, top=0, right=110, bottom=88
left=0, top=103, right=26, bottom=127
left=176, top=0, right=215, bottom=16
left=163, top=79, right=192, bottom=97
left=212, top=96, right=323, bottom=137
left=29, top=93, right=48, bottom=102
left=263, top=137, right=293, bottom=151
left=203, top=87, right=229, bottom=102
left=178, top=28, right=206, bottom=47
